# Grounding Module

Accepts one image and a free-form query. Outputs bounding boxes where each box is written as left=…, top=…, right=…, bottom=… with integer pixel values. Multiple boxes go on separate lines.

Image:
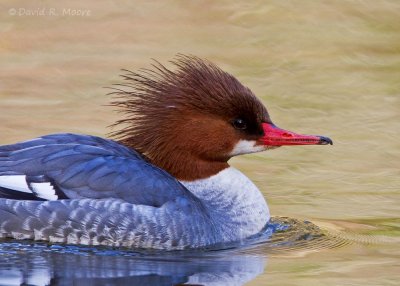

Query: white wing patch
left=0, top=175, right=59, bottom=200
left=30, top=182, right=58, bottom=200
left=0, top=175, right=31, bottom=193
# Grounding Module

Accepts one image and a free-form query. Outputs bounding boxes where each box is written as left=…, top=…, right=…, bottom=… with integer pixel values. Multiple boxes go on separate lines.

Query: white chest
left=180, top=167, right=270, bottom=242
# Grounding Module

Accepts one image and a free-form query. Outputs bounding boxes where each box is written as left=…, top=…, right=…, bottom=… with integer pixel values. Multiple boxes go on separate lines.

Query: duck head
left=110, top=55, right=332, bottom=181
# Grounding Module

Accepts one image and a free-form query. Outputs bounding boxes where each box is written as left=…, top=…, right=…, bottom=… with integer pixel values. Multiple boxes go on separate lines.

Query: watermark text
left=8, top=7, right=91, bottom=17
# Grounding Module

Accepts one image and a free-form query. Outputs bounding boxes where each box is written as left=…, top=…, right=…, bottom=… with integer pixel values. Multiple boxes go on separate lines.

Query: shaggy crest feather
left=108, top=55, right=270, bottom=179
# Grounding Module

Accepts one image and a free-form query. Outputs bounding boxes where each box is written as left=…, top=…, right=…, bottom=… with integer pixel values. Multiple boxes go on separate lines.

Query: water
left=1, top=0, right=399, bottom=285
left=0, top=218, right=330, bottom=285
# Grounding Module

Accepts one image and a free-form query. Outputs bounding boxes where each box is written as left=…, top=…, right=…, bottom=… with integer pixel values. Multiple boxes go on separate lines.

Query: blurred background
left=0, top=1, right=399, bottom=285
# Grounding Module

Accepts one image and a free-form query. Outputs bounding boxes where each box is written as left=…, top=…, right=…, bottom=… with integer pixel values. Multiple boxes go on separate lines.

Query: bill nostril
left=282, top=133, right=293, bottom=137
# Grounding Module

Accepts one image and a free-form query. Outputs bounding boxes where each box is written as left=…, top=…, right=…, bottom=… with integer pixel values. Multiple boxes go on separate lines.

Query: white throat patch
left=229, top=140, right=266, bottom=156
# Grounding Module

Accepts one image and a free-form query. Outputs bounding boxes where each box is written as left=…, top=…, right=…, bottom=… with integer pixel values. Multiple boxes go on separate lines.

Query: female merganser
left=0, top=55, right=332, bottom=250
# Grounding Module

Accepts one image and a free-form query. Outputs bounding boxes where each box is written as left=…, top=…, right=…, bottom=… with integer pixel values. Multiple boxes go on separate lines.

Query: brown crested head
left=109, top=55, right=273, bottom=181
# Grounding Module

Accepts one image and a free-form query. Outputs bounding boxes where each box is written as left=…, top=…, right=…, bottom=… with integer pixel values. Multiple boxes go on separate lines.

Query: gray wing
left=0, top=135, right=217, bottom=250
left=0, top=133, right=194, bottom=207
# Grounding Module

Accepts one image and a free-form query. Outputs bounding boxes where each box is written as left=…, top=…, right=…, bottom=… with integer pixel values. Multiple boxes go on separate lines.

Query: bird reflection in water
left=0, top=242, right=266, bottom=286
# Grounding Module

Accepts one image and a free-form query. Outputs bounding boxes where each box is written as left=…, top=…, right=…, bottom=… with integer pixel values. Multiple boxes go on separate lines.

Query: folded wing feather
left=0, top=134, right=194, bottom=207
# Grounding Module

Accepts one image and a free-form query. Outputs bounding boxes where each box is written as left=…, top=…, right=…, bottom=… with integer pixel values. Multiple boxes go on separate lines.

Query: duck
left=0, top=55, right=332, bottom=250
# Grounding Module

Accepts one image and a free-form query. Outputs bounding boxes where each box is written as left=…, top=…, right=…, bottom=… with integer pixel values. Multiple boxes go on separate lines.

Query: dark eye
left=232, top=118, right=247, bottom=130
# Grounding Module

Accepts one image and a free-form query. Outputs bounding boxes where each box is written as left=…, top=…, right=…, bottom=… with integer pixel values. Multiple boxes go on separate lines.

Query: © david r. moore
left=9, top=7, right=91, bottom=17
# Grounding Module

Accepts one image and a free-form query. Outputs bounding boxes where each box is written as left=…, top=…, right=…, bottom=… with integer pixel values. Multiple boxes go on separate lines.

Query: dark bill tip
left=318, top=136, right=333, bottom=145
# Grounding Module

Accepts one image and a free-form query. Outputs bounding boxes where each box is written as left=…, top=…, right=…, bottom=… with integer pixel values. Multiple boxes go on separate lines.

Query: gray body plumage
left=0, top=198, right=215, bottom=249
left=0, top=134, right=269, bottom=250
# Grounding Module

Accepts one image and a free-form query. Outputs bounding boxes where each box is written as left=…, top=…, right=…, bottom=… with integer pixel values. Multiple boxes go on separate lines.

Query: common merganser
left=0, top=55, right=332, bottom=250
